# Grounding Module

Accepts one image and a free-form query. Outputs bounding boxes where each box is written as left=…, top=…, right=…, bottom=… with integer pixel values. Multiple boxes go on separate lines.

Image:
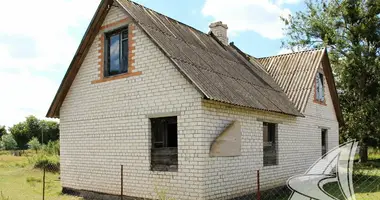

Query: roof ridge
left=258, top=48, right=325, bottom=59
left=124, top=0, right=208, bottom=36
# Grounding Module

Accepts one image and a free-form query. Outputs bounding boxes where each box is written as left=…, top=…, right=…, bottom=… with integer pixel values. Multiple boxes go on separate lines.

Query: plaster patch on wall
left=210, top=121, right=242, bottom=157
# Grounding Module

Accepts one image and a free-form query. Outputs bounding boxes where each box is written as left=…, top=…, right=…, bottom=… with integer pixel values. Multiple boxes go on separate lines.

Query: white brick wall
left=200, top=65, right=339, bottom=199
left=60, top=4, right=205, bottom=200
left=59, top=3, right=339, bottom=200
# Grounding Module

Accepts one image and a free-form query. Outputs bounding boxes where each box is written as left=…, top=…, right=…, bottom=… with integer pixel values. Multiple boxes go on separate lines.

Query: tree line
left=0, top=115, right=59, bottom=150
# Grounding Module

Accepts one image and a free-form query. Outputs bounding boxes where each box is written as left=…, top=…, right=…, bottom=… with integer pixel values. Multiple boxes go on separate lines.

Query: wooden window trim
left=104, top=27, right=129, bottom=77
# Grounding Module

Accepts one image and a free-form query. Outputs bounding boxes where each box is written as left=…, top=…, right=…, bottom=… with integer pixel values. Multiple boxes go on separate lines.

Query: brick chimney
left=209, top=21, right=228, bottom=45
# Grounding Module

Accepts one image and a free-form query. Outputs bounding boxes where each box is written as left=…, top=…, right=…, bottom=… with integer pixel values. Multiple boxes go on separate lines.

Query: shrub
left=43, top=140, right=59, bottom=155
left=27, top=137, right=41, bottom=153
left=30, top=154, right=60, bottom=173
left=1, top=134, right=17, bottom=150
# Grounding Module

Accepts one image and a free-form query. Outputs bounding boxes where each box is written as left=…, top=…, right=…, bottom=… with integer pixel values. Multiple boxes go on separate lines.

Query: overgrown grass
left=0, top=150, right=81, bottom=200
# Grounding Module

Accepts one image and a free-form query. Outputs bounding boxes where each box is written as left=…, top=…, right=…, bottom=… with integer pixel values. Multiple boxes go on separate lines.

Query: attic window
left=316, top=72, right=325, bottom=102
left=105, top=27, right=129, bottom=77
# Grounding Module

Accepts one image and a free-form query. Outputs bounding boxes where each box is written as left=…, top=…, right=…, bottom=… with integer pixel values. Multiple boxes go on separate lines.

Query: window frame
left=150, top=116, right=178, bottom=172
left=315, top=72, right=325, bottom=102
left=263, top=122, right=278, bottom=166
left=321, top=129, right=328, bottom=156
left=104, top=26, right=129, bottom=77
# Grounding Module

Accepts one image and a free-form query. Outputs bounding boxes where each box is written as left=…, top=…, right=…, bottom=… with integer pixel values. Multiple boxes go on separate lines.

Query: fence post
left=257, top=170, right=260, bottom=200
left=121, top=165, right=123, bottom=200
left=42, top=167, right=46, bottom=200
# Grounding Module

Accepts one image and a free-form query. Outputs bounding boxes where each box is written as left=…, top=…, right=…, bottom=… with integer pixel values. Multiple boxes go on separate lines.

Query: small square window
left=263, top=122, right=277, bottom=166
left=105, top=27, right=129, bottom=77
left=316, top=72, right=325, bottom=102
left=150, top=117, right=178, bottom=172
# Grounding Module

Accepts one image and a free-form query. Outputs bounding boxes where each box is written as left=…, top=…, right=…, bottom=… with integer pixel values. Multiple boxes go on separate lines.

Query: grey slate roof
left=117, top=0, right=302, bottom=116
left=257, top=49, right=325, bottom=112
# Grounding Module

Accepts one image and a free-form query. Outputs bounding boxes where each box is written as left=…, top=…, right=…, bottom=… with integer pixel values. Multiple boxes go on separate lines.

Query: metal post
left=42, top=167, right=46, bottom=200
left=257, top=170, right=260, bottom=200
left=121, top=165, right=123, bottom=200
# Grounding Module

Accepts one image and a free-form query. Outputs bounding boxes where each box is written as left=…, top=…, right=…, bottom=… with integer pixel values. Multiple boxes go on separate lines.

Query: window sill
left=91, top=71, right=142, bottom=84
left=313, top=99, right=327, bottom=106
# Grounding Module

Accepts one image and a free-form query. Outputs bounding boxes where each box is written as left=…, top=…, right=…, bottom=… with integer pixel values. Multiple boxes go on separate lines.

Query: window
left=150, top=117, right=178, bottom=171
left=105, top=27, right=129, bottom=77
left=316, top=72, right=325, bottom=102
left=321, top=129, right=328, bottom=156
left=263, top=122, right=277, bottom=166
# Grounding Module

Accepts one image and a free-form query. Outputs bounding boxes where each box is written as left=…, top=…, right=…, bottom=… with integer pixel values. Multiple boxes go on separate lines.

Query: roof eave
left=322, top=49, right=344, bottom=125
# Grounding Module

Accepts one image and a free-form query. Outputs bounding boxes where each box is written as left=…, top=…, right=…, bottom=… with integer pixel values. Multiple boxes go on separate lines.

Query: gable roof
left=46, top=0, right=302, bottom=118
left=256, top=49, right=343, bottom=124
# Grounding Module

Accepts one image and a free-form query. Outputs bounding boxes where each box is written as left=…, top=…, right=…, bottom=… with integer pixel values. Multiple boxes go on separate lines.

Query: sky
left=0, top=0, right=306, bottom=127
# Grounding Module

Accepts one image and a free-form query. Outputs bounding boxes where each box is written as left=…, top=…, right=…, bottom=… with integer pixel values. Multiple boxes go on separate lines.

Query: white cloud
left=202, top=0, right=299, bottom=39
left=0, top=70, right=58, bottom=127
left=0, top=0, right=100, bottom=127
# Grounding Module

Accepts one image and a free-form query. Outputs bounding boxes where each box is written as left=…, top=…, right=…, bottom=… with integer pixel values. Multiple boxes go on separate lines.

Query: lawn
left=0, top=151, right=81, bottom=200
left=0, top=150, right=379, bottom=200
left=323, top=149, right=380, bottom=200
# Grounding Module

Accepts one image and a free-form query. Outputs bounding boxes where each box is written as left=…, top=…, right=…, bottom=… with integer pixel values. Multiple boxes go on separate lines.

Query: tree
left=282, top=0, right=380, bottom=162
left=0, top=126, right=6, bottom=139
left=9, top=122, right=30, bottom=149
left=25, top=115, right=41, bottom=142
left=28, top=137, right=41, bottom=153
left=1, top=134, right=18, bottom=150
left=39, top=120, right=59, bottom=144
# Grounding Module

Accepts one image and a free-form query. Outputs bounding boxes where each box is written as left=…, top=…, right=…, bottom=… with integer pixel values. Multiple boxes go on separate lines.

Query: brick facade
left=59, top=3, right=339, bottom=200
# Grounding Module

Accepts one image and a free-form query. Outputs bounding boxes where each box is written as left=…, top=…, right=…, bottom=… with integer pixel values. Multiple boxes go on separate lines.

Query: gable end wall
left=60, top=4, right=205, bottom=199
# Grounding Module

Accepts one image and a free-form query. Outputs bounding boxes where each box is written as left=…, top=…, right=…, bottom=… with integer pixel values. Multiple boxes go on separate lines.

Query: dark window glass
left=150, top=117, right=178, bottom=171
left=105, top=27, right=128, bottom=77
left=322, top=129, right=328, bottom=156
left=109, top=34, right=120, bottom=75
left=263, top=122, right=277, bottom=166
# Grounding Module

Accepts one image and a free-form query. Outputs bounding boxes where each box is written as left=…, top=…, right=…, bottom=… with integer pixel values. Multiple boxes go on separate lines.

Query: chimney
left=209, top=21, right=228, bottom=45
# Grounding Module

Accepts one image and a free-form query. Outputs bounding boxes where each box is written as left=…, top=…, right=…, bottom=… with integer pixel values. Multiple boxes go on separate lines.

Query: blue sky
left=0, top=0, right=306, bottom=127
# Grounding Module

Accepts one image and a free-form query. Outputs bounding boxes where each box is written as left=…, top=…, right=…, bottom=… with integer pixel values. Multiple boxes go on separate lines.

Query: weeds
left=0, top=191, right=10, bottom=200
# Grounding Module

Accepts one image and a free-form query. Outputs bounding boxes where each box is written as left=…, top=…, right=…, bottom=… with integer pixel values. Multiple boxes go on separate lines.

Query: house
left=46, top=0, right=342, bottom=199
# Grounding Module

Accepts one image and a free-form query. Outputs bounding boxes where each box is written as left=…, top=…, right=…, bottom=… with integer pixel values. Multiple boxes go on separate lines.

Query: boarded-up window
left=150, top=117, right=178, bottom=171
left=321, top=129, right=328, bottom=156
left=316, top=72, right=325, bottom=102
left=263, top=122, right=277, bottom=166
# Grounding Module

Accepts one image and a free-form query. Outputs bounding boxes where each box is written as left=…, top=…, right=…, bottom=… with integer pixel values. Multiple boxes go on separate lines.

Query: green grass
left=323, top=150, right=380, bottom=200
left=0, top=150, right=81, bottom=200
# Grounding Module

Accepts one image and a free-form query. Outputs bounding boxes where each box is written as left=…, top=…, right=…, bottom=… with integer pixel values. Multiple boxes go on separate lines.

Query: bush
left=30, top=154, right=60, bottom=173
left=1, top=134, right=17, bottom=150
left=27, top=137, right=41, bottom=153
left=43, top=140, right=59, bottom=155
